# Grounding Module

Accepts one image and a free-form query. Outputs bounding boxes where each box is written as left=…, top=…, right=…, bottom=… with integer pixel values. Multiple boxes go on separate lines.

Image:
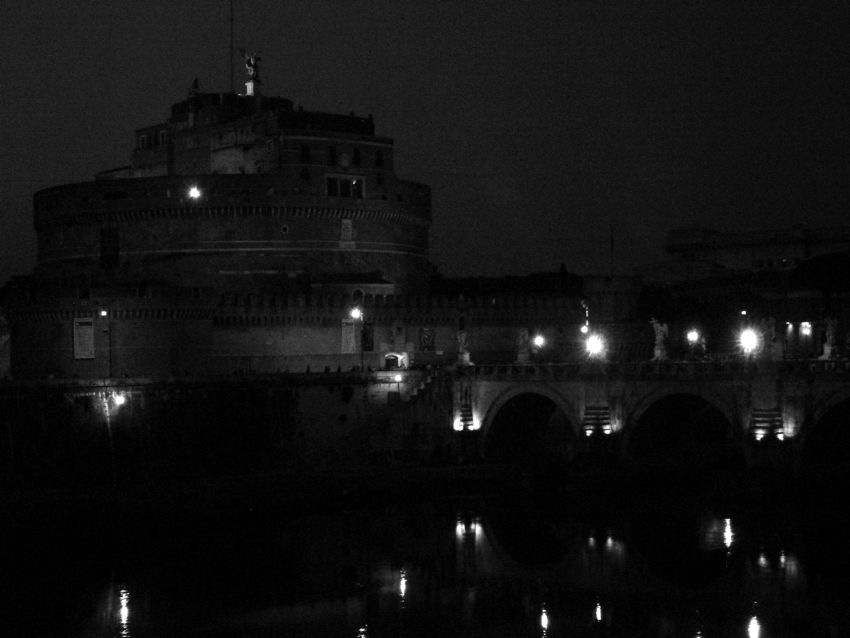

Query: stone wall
left=0, top=372, right=453, bottom=489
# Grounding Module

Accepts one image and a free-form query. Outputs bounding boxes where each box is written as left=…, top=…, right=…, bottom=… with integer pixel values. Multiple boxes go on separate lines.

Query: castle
left=2, top=62, right=846, bottom=381
left=2, top=67, right=589, bottom=379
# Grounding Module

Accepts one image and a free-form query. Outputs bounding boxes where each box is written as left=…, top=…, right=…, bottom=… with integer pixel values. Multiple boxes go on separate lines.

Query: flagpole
left=229, top=0, right=234, bottom=93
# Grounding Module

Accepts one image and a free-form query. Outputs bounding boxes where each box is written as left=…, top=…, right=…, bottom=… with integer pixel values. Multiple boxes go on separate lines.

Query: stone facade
left=6, top=85, right=442, bottom=379
left=5, top=286, right=596, bottom=378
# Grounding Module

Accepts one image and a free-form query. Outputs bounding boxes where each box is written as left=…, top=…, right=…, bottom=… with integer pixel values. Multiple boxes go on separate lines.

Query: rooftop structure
left=33, top=72, right=431, bottom=295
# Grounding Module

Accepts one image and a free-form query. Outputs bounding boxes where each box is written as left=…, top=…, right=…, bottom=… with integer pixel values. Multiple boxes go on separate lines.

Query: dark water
left=2, top=485, right=850, bottom=637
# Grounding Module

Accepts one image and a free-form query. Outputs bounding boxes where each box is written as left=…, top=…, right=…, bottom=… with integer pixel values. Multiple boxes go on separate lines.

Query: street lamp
left=586, top=333, right=605, bottom=358
left=739, top=328, right=759, bottom=356
left=100, top=391, right=128, bottom=487
left=350, top=306, right=364, bottom=370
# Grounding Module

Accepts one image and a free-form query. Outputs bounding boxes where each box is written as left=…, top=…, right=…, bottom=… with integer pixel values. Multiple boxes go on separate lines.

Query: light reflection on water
left=3, top=493, right=849, bottom=637
left=119, top=588, right=130, bottom=637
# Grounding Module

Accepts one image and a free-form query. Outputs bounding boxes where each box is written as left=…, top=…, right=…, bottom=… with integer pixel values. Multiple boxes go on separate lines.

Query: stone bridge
left=451, top=359, right=850, bottom=467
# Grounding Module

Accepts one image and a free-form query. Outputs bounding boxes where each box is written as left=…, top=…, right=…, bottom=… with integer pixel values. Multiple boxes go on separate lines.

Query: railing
left=466, top=358, right=850, bottom=380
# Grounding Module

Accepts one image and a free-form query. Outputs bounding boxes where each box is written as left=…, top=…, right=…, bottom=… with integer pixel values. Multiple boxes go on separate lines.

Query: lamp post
left=101, top=391, right=127, bottom=487
left=586, top=333, right=605, bottom=358
left=350, top=306, right=364, bottom=371
left=740, top=328, right=759, bottom=357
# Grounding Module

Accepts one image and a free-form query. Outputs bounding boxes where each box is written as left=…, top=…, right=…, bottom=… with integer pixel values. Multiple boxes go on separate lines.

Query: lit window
left=326, top=176, right=366, bottom=199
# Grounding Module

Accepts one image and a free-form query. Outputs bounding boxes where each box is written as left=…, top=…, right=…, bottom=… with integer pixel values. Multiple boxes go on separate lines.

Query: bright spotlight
left=393, top=374, right=403, bottom=383
left=739, top=328, right=759, bottom=354
left=349, top=307, right=363, bottom=320
left=580, top=324, right=589, bottom=334
left=800, top=321, right=812, bottom=337
left=686, top=329, right=700, bottom=345
left=100, top=309, right=108, bottom=317
left=187, top=185, right=202, bottom=199
left=113, top=393, right=126, bottom=407
left=532, top=334, right=545, bottom=348
left=586, top=334, right=605, bottom=357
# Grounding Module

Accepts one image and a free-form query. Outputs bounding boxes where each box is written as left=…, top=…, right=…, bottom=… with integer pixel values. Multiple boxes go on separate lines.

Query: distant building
left=637, top=225, right=850, bottom=360
left=641, top=225, right=850, bottom=284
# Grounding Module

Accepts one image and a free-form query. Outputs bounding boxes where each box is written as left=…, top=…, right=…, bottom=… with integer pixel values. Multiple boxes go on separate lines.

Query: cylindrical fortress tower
left=33, top=90, right=431, bottom=293
left=6, top=84, right=434, bottom=378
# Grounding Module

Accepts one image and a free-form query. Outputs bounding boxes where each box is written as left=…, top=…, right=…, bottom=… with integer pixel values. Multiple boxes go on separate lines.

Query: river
left=2, top=477, right=849, bottom=637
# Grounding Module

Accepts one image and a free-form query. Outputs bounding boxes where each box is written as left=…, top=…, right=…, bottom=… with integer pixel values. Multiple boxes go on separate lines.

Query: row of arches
left=481, top=391, right=850, bottom=476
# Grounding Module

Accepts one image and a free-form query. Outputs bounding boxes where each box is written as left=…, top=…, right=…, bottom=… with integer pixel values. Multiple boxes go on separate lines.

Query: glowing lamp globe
left=586, top=334, right=605, bottom=357
left=739, top=328, right=759, bottom=354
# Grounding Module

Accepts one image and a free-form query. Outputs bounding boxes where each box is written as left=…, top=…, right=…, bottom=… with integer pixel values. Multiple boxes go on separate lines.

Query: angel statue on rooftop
left=240, top=49, right=261, bottom=81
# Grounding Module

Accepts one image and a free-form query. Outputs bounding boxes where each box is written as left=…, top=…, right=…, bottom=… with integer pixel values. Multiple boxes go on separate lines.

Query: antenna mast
left=229, top=0, right=234, bottom=92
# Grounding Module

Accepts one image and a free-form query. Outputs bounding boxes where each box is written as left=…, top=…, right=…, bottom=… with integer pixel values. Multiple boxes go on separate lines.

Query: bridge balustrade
left=463, top=358, right=850, bottom=381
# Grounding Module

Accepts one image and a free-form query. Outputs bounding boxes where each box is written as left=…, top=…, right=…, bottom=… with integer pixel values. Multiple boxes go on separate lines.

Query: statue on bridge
left=820, top=317, right=838, bottom=360
left=516, top=328, right=531, bottom=363
left=650, top=317, right=668, bottom=361
left=456, top=329, right=472, bottom=366
left=760, top=316, right=783, bottom=360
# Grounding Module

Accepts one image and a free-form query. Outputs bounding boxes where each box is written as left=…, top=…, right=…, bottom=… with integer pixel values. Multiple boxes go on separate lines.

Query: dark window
left=362, top=322, right=374, bottom=352
left=375, top=150, right=384, bottom=168
left=352, top=179, right=363, bottom=198
left=376, top=175, right=384, bottom=186
left=300, top=167, right=310, bottom=181
left=327, top=146, right=337, bottom=165
left=300, top=144, right=310, bottom=162
left=353, top=148, right=361, bottom=166
left=420, top=328, right=435, bottom=352
left=326, top=177, right=339, bottom=197
left=99, top=227, right=120, bottom=269
left=339, top=179, right=351, bottom=198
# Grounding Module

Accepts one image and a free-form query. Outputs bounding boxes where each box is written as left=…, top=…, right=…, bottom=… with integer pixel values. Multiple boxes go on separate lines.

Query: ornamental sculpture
left=239, top=49, right=261, bottom=81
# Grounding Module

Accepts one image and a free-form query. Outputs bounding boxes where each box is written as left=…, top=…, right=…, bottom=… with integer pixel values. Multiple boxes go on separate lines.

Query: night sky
left=2, top=1, right=849, bottom=287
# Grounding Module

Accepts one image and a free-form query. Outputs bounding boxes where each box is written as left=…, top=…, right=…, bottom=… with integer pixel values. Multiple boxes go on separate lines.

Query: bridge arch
left=626, top=386, right=738, bottom=434
left=809, top=387, right=850, bottom=431
left=801, top=393, right=850, bottom=482
left=479, top=385, right=579, bottom=465
left=623, top=391, right=744, bottom=471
